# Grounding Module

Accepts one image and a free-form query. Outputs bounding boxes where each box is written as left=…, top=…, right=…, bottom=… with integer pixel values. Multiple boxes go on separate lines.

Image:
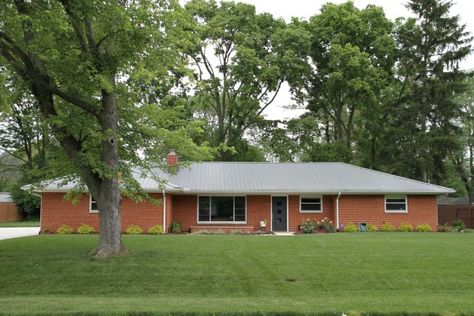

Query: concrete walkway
left=0, top=227, right=40, bottom=240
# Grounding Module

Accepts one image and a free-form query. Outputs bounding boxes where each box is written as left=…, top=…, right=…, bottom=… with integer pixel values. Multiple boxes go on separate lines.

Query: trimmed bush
left=126, top=225, right=143, bottom=235
left=77, top=224, right=95, bottom=234
left=416, top=224, right=432, bottom=232
left=148, top=224, right=164, bottom=235
left=367, top=224, right=378, bottom=232
left=169, top=221, right=182, bottom=234
left=343, top=223, right=358, bottom=232
left=399, top=223, right=413, bottom=232
left=380, top=223, right=395, bottom=232
left=56, top=224, right=73, bottom=234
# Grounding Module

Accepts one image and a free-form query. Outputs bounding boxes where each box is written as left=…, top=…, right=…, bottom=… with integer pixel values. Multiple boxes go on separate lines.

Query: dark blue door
left=272, top=196, right=287, bottom=231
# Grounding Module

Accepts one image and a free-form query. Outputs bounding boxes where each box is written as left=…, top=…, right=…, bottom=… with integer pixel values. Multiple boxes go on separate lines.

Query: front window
left=90, top=195, right=99, bottom=213
left=385, top=195, right=407, bottom=212
left=198, top=196, right=246, bottom=223
left=300, top=196, right=322, bottom=213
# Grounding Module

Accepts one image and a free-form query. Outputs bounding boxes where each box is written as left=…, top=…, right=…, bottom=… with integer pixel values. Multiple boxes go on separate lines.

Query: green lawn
left=0, top=220, right=40, bottom=227
left=0, top=233, right=473, bottom=315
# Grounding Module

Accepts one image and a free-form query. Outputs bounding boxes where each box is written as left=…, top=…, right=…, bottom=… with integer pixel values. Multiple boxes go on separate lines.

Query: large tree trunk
left=92, top=89, right=124, bottom=257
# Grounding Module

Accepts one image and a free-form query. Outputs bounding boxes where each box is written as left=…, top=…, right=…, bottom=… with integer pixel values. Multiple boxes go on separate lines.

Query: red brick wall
left=170, top=194, right=196, bottom=232
left=338, top=195, right=438, bottom=229
left=41, top=192, right=164, bottom=233
left=288, top=195, right=335, bottom=232
left=41, top=192, right=438, bottom=233
left=246, top=195, right=271, bottom=230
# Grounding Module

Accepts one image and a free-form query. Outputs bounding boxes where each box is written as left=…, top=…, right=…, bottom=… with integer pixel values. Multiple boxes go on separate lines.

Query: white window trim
left=196, top=195, right=247, bottom=224
left=89, top=194, right=99, bottom=213
left=384, top=195, right=408, bottom=213
left=299, top=195, right=323, bottom=213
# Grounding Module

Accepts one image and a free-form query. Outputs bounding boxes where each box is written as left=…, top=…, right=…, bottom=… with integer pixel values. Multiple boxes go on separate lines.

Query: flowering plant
left=300, top=218, right=318, bottom=234
left=319, top=217, right=335, bottom=233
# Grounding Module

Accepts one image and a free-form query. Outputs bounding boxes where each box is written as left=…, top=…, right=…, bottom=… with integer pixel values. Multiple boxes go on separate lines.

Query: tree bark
left=92, top=89, right=123, bottom=257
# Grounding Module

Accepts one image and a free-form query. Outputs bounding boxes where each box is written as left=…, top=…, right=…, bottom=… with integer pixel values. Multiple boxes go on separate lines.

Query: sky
left=231, top=0, right=474, bottom=120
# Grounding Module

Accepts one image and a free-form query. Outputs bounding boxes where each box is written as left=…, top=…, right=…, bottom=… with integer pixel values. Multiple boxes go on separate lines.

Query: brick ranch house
left=37, top=151, right=453, bottom=233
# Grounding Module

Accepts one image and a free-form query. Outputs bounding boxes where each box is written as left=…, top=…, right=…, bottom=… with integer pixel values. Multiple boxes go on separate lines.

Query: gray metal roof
left=0, top=192, right=13, bottom=203
left=36, top=162, right=454, bottom=195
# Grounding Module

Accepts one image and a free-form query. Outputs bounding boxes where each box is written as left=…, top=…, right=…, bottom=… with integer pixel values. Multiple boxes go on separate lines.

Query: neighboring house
left=0, top=192, right=21, bottom=222
left=38, top=151, right=453, bottom=233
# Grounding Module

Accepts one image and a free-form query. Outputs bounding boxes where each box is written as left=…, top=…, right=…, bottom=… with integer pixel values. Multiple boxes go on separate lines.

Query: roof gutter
left=336, top=192, right=342, bottom=230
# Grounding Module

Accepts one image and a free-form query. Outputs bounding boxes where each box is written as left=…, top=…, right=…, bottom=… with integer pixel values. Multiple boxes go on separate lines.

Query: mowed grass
left=0, top=233, right=474, bottom=315
left=0, top=220, right=39, bottom=227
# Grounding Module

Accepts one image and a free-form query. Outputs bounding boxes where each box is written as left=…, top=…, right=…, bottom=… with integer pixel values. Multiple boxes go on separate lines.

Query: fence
left=0, top=203, right=21, bottom=222
left=438, top=205, right=474, bottom=228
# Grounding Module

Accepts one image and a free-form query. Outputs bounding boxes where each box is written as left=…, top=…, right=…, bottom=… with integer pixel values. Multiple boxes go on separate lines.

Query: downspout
left=336, top=192, right=342, bottom=230
left=162, top=188, right=167, bottom=234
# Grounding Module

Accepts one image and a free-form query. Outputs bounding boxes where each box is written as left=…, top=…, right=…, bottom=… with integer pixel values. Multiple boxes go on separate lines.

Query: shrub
left=320, top=217, right=335, bottom=233
left=56, top=224, right=73, bottom=234
left=367, top=224, right=378, bottom=232
left=380, top=223, right=395, bottom=232
left=148, top=224, right=164, bottom=235
left=169, top=221, right=182, bottom=234
left=126, top=225, right=143, bottom=235
left=452, top=218, right=465, bottom=232
left=438, top=223, right=453, bottom=232
left=416, top=224, right=432, bottom=232
left=77, top=224, right=95, bottom=234
left=300, top=219, right=317, bottom=234
left=343, top=223, right=358, bottom=232
left=399, top=223, right=413, bottom=232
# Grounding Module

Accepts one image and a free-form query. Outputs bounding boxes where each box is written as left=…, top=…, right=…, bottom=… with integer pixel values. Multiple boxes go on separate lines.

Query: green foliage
left=452, top=218, right=466, bottom=232
left=300, top=219, right=317, bottom=234
left=10, top=186, right=40, bottom=220
left=283, top=2, right=395, bottom=162
left=367, top=224, right=378, bottom=232
left=182, top=0, right=305, bottom=161
left=380, top=0, right=472, bottom=184
left=415, top=224, right=432, bottom=232
left=343, top=223, right=358, bottom=232
left=56, top=225, right=73, bottom=235
left=148, top=225, right=164, bottom=235
left=399, top=223, right=413, bottom=232
left=320, top=217, right=335, bottom=233
left=380, top=223, right=395, bottom=232
left=77, top=224, right=95, bottom=235
left=126, top=225, right=144, bottom=235
left=169, top=222, right=182, bottom=234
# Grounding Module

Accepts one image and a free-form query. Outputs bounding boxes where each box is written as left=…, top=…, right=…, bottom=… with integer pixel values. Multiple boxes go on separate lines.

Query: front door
left=272, top=196, right=287, bottom=231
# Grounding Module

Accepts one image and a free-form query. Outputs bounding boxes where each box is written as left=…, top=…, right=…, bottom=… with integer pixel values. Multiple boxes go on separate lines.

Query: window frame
left=89, top=194, right=99, bottom=213
left=299, top=195, right=323, bottom=213
left=196, top=195, right=247, bottom=224
left=384, top=194, right=408, bottom=213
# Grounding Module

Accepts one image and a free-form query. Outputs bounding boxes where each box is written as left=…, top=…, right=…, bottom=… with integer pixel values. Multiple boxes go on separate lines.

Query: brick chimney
left=167, top=149, right=178, bottom=168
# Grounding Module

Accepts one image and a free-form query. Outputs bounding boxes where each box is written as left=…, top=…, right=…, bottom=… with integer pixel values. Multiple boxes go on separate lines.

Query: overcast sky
left=231, top=0, right=474, bottom=120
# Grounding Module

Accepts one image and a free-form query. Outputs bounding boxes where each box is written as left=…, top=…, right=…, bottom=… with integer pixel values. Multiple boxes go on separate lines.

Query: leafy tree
left=287, top=2, right=395, bottom=161
left=385, top=0, right=472, bottom=184
left=182, top=0, right=308, bottom=160
left=450, top=77, right=474, bottom=203
left=0, top=1, right=211, bottom=257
